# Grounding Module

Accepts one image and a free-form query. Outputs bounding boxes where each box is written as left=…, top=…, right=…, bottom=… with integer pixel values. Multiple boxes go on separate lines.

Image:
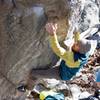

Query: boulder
left=0, top=0, right=70, bottom=99
left=0, top=0, right=99, bottom=99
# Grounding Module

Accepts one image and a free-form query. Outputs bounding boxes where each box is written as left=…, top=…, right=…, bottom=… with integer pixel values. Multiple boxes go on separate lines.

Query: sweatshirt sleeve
left=74, top=32, right=80, bottom=42
left=49, top=33, right=68, bottom=58
left=49, top=34, right=80, bottom=68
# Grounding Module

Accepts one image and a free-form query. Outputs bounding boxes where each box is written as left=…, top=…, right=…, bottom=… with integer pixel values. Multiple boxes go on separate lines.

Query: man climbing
left=44, top=23, right=92, bottom=80
left=17, top=23, right=99, bottom=91
left=25, top=22, right=94, bottom=82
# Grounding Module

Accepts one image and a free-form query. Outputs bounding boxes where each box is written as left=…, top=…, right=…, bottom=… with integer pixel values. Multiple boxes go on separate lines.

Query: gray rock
left=0, top=0, right=69, bottom=99
left=0, top=0, right=100, bottom=99
left=79, top=0, right=99, bottom=32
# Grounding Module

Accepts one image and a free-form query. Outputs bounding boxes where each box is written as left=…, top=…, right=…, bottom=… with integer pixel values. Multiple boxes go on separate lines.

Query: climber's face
left=72, top=42, right=80, bottom=52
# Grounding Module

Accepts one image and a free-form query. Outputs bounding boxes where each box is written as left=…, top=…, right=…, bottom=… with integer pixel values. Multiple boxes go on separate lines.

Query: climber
left=17, top=23, right=100, bottom=91
left=44, top=23, right=92, bottom=80
left=28, top=23, right=100, bottom=81
left=27, top=23, right=96, bottom=81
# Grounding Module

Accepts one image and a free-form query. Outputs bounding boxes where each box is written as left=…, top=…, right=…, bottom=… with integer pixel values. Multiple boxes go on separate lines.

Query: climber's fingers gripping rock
left=45, top=23, right=58, bottom=35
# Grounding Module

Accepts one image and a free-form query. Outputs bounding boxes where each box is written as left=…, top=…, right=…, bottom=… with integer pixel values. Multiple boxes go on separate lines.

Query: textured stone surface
left=0, top=0, right=100, bottom=99
left=79, top=0, right=100, bottom=32
left=0, top=0, right=70, bottom=99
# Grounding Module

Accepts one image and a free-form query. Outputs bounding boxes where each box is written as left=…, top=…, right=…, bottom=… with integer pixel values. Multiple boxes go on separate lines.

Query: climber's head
left=72, top=39, right=91, bottom=54
left=72, top=42, right=80, bottom=53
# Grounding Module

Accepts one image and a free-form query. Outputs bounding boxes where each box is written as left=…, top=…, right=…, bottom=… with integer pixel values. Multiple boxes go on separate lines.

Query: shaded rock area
left=0, top=0, right=100, bottom=100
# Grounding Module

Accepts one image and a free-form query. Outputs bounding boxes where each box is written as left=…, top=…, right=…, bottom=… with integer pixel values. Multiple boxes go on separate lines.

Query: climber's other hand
left=45, top=23, right=58, bottom=35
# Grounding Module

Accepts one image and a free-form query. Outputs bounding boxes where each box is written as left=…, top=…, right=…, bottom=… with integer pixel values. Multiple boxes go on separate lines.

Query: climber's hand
left=45, top=23, right=57, bottom=35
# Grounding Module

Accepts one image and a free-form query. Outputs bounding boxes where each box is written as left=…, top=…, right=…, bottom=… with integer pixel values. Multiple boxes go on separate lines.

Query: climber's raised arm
left=45, top=23, right=81, bottom=68
left=73, top=27, right=80, bottom=42
left=45, top=23, right=68, bottom=59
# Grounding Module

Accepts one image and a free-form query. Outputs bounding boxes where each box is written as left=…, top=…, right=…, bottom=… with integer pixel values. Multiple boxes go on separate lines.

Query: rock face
left=0, top=0, right=70, bottom=99
left=0, top=0, right=99, bottom=99
left=79, top=0, right=100, bottom=32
